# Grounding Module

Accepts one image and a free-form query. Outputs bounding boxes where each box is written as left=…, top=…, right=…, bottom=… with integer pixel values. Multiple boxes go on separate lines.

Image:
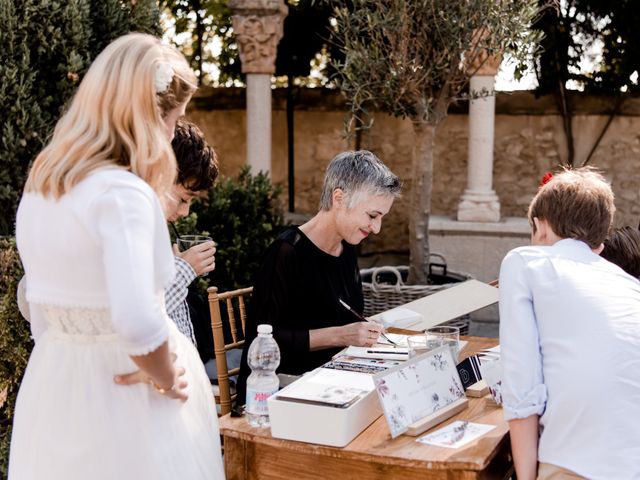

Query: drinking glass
left=177, top=235, right=215, bottom=252
left=425, top=326, right=460, bottom=362
left=407, top=334, right=430, bottom=358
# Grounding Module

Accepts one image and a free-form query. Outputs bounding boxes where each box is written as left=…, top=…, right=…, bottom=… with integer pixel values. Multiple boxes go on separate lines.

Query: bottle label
left=245, top=387, right=278, bottom=415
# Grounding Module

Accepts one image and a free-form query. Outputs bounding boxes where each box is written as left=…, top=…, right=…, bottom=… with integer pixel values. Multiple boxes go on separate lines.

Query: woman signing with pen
left=237, top=151, right=401, bottom=404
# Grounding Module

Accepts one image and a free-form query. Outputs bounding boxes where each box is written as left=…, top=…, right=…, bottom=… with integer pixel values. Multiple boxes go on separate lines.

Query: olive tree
left=332, top=0, right=542, bottom=283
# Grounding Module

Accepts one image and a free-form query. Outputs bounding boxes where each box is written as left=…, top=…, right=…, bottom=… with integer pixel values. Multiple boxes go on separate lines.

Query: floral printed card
left=478, top=356, right=502, bottom=405
left=417, top=421, right=496, bottom=449
left=373, top=346, right=465, bottom=438
left=274, top=368, right=374, bottom=408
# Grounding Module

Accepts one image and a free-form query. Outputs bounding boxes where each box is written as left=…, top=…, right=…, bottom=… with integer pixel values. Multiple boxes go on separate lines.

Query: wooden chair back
left=207, top=285, right=253, bottom=416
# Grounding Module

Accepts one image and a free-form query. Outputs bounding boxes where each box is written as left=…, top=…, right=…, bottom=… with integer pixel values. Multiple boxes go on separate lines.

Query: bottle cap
left=257, top=324, right=273, bottom=334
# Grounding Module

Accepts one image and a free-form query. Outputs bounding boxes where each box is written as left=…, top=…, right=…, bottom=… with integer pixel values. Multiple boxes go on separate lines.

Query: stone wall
left=187, top=88, right=640, bottom=256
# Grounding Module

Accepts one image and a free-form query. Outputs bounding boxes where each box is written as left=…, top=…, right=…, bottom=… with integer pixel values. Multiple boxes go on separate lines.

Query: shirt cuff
left=174, top=256, right=197, bottom=283
left=126, top=321, right=170, bottom=357
left=503, top=384, right=548, bottom=421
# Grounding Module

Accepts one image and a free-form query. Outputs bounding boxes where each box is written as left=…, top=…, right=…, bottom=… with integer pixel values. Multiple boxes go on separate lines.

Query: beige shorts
left=537, top=463, right=586, bottom=480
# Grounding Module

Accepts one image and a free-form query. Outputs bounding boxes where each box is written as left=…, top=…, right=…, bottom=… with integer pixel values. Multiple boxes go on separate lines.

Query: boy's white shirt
left=499, top=238, right=640, bottom=479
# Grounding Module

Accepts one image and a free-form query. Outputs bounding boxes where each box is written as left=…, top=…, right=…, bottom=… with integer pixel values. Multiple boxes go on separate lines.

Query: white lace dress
left=10, top=169, right=224, bottom=480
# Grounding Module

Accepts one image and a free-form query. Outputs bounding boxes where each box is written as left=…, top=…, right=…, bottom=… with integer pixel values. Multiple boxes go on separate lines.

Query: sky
left=495, top=57, right=538, bottom=91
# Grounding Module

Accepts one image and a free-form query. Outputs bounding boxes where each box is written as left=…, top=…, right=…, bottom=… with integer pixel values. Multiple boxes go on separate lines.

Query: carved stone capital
left=465, top=29, right=502, bottom=77
left=230, top=0, right=288, bottom=74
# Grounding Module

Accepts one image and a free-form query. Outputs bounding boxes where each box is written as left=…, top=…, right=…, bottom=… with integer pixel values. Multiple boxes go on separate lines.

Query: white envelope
left=377, top=307, right=422, bottom=328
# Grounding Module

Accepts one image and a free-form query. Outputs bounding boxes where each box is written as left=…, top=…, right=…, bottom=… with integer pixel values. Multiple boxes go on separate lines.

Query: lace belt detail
left=41, top=305, right=118, bottom=339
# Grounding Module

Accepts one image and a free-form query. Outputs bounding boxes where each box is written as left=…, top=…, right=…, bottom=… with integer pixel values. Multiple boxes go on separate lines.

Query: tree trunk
left=194, top=0, right=204, bottom=86
left=555, top=79, right=575, bottom=166
left=286, top=74, right=295, bottom=212
left=408, top=120, right=435, bottom=284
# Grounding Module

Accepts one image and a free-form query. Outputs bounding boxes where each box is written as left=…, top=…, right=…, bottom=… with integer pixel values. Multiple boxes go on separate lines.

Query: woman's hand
left=338, top=321, right=382, bottom=347
left=173, top=241, right=216, bottom=276
left=114, top=352, right=189, bottom=402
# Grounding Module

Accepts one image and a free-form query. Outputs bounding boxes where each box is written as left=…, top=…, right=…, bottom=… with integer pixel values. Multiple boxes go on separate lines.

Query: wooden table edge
left=220, top=417, right=509, bottom=471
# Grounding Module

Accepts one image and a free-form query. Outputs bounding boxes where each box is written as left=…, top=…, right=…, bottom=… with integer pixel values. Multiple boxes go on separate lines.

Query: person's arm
left=173, top=241, right=216, bottom=277
left=116, top=342, right=187, bottom=401
left=309, top=249, right=379, bottom=349
left=91, top=185, right=185, bottom=400
left=499, top=251, right=547, bottom=472
left=248, top=241, right=309, bottom=367
left=309, top=322, right=382, bottom=350
left=165, top=256, right=196, bottom=316
left=509, top=415, right=540, bottom=480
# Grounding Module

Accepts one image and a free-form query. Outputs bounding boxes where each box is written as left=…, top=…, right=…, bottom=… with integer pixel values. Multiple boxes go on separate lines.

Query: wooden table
left=219, top=336, right=512, bottom=480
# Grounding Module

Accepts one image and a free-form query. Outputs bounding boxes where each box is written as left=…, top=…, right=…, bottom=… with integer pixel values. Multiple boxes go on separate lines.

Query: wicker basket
left=360, top=255, right=473, bottom=335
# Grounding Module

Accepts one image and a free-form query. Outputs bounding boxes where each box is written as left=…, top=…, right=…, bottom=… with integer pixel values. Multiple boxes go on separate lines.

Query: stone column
left=230, top=0, right=288, bottom=175
left=457, top=42, right=502, bottom=222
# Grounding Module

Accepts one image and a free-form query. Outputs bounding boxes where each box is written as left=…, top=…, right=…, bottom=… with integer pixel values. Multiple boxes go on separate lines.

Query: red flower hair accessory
left=539, top=172, right=553, bottom=187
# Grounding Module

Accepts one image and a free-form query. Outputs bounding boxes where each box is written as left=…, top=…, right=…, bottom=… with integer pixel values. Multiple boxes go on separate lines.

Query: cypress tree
left=0, top=0, right=49, bottom=235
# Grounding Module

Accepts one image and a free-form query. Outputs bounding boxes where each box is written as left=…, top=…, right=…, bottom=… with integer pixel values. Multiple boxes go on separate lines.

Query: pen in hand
left=338, top=299, right=399, bottom=346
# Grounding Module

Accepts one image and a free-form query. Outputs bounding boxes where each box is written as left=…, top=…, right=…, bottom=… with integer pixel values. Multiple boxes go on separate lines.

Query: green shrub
left=175, top=166, right=288, bottom=292
left=0, top=237, right=30, bottom=478
left=0, top=0, right=161, bottom=235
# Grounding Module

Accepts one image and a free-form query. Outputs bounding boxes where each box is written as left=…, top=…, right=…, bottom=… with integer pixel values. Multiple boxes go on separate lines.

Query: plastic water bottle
left=245, top=324, right=281, bottom=427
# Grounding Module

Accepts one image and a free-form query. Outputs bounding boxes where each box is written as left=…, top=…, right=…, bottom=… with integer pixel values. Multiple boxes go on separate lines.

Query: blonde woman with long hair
left=10, top=33, right=224, bottom=479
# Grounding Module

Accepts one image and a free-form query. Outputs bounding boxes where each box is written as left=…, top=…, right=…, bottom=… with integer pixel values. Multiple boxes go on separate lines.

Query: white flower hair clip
left=155, top=62, right=174, bottom=94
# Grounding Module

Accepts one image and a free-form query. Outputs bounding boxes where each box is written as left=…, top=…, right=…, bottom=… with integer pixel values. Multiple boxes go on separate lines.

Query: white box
left=267, top=369, right=382, bottom=447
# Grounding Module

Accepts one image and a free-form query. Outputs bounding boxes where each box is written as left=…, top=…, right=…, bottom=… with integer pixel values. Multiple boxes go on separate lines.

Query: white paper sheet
left=378, top=334, right=469, bottom=355
left=343, top=345, right=410, bottom=361
left=377, top=307, right=422, bottom=328
left=417, top=421, right=496, bottom=449
left=370, top=279, right=499, bottom=331
left=307, top=367, right=376, bottom=391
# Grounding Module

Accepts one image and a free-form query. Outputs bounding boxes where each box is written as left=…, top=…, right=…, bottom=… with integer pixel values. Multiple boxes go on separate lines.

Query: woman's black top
left=236, top=226, right=364, bottom=404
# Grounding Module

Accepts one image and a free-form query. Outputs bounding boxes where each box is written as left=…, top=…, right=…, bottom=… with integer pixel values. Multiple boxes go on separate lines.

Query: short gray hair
left=319, top=150, right=401, bottom=211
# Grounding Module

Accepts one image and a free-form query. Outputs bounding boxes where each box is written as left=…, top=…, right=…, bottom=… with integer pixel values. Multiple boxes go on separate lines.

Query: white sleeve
left=90, top=185, right=169, bottom=355
left=27, top=302, right=48, bottom=342
left=18, top=276, right=49, bottom=342
left=499, top=250, right=547, bottom=421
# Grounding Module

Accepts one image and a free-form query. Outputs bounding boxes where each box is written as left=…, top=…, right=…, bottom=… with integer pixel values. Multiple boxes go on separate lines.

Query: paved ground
left=467, top=303, right=499, bottom=338
left=468, top=319, right=499, bottom=338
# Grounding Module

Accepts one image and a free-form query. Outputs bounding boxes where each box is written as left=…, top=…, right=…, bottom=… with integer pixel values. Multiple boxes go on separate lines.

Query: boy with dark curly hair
left=165, top=121, right=218, bottom=344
